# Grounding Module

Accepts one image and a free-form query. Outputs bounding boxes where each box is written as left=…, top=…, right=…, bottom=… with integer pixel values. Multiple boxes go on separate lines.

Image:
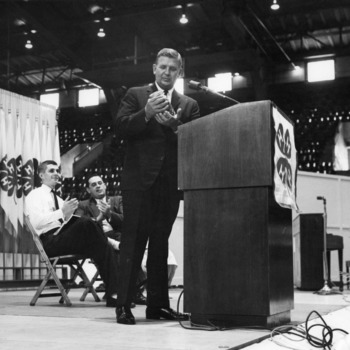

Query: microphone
left=188, top=80, right=203, bottom=91
left=188, top=80, right=240, bottom=104
left=317, top=196, right=326, bottom=203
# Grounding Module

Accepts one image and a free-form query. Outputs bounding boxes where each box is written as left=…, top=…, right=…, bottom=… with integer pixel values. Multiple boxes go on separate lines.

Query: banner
left=273, top=106, right=298, bottom=211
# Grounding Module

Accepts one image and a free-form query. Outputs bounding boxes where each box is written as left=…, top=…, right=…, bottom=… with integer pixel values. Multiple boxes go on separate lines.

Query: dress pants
left=41, top=217, right=119, bottom=297
left=117, top=172, right=181, bottom=308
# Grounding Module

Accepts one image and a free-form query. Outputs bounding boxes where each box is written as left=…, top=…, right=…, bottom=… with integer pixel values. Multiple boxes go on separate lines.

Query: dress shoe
left=134, top=291, right=147, bottom=305
left=146, top=307, right=189, bottom=321
left=116, top=306, right=136, bottom=325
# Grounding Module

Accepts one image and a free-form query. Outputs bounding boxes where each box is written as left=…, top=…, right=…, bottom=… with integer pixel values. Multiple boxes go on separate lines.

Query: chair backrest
left=24, top=215, right=51, bottom=263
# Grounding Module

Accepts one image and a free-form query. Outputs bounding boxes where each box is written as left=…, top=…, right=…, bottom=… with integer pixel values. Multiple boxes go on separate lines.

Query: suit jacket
left=76, top=196, right=123, bottom=235
left=115, top=83, right=200, bottom=191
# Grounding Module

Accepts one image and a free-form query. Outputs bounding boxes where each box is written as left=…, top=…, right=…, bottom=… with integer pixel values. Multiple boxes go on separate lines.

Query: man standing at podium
left=114, top=48, right=200, bottom=324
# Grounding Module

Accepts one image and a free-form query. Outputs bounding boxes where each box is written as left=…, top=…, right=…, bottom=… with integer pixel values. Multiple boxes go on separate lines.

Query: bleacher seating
left=61, top=132, right=124, bottom=199
left=59, top=125, right=112, bottom=154
left=270, top=80, right=350, bottom=175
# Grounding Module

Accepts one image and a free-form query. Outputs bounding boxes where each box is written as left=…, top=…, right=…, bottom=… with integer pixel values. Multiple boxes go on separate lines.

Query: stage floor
left=0, top=287, right=349, bottom=350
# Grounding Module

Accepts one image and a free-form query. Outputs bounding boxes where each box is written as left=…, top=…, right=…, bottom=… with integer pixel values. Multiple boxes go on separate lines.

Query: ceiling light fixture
left=179, top=4, right=189, bottom=24
left=97, top=27, right=105, bottom=38
left=180, top=14, right=188, bottom=24
left=271, top=0, right=280, bottom=10
left=25, top=39, right=33, bottom=49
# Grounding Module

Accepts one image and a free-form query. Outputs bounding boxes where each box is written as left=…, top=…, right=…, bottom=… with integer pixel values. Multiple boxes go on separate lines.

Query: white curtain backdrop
left=0, top=88, right=58, bottom=237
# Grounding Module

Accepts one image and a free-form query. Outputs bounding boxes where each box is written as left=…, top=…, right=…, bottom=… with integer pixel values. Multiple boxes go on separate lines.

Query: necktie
left=163, top=90, right=174, bottom=114
left=51, top=189, right=59, bottom=210
left=52, top=189, right=64, bottom=223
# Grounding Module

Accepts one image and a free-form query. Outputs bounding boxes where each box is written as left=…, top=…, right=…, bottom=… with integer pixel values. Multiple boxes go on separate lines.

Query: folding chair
left=80, top=262, right=104, bottom=301
left=24, top=215, right=101, bottom=306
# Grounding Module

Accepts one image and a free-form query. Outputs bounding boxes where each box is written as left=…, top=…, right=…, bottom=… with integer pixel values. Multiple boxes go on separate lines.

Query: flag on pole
left=32, top=117, right=41, bottom=188
left=53, top=123, right=61, bottom=165
left=6, top=110, right=18, bottom=232
left=15, top=114, right=23, bottom=228
left=53, top=123, right=62, bottom=195
left=22, top=116, right=34, bottom=196
left=41, top=120, right=48, bottom=162
left=45, top=121, right=53, bottom=160
left=0, top=107, right=8, bottom=219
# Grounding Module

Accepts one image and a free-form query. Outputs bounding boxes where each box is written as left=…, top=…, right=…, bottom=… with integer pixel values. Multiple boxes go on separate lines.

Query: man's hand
left=97, top=201, right=111, bottom=220
left=145, top=91, right=170, bottom=121
left=155, top=108, right=182, bottom=131
left=62, top=198, right=78, bottom=220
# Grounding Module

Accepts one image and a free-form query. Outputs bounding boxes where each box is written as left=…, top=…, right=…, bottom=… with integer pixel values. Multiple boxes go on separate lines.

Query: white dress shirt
left=155, top=82, right=174, bottom=103
left=25, top=184, right=65, bottom=235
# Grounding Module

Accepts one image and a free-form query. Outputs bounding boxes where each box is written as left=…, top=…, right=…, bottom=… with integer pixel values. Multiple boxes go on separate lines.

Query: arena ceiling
left=1, top=0, right=350, bottom=96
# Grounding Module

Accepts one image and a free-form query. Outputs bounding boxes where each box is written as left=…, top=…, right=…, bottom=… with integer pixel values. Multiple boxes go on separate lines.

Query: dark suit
left=76, top=196, right=123, bottom=241
left=115, top=83, right=200, bottom=307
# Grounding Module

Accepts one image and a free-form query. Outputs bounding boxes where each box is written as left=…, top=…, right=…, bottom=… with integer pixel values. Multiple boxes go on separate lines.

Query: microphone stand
left=315, top=197, right=338, bottom=295
left=188, top=81, right=240, bottom=104
left=200, top=86, right=240, bottom=104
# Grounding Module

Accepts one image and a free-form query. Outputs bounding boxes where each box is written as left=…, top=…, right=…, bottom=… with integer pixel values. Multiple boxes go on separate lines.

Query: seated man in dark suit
left=75, top=175, right=123, bottom=250
left=25, top=160, right=119, bottom=308
left=75, top=174, right=146, bottom=305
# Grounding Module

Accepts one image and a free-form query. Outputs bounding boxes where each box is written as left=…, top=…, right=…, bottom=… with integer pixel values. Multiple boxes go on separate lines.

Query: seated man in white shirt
left=25, top=160, right=120, bottom=309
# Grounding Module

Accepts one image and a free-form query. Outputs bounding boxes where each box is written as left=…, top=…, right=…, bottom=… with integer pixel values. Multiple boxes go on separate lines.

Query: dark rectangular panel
left=293, top=214, right=323, bottom=290
left=178, top=101, right=273, bottom=190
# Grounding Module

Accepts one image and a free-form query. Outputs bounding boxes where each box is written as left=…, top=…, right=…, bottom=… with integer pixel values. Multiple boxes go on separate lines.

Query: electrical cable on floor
left=270, top=324, right=321, bottom=350
left=176, top=289, right=218, bottom=331
left=176, top=289, right=273, bottom=332
left=176, top=291, right=349, bottom=347
left=304, top=310, right=347, bottom=349
left=269, top=310, right=348, bottom=350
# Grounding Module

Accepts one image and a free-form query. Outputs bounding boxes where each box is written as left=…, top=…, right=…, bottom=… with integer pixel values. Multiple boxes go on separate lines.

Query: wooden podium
left=178, top=101, right=294, bottom=328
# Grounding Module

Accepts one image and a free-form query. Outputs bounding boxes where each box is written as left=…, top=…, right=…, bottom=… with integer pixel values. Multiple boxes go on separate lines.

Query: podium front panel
left=183, top=187, right=293, bottom=326
left=178, top=101, right=274, bottom=190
